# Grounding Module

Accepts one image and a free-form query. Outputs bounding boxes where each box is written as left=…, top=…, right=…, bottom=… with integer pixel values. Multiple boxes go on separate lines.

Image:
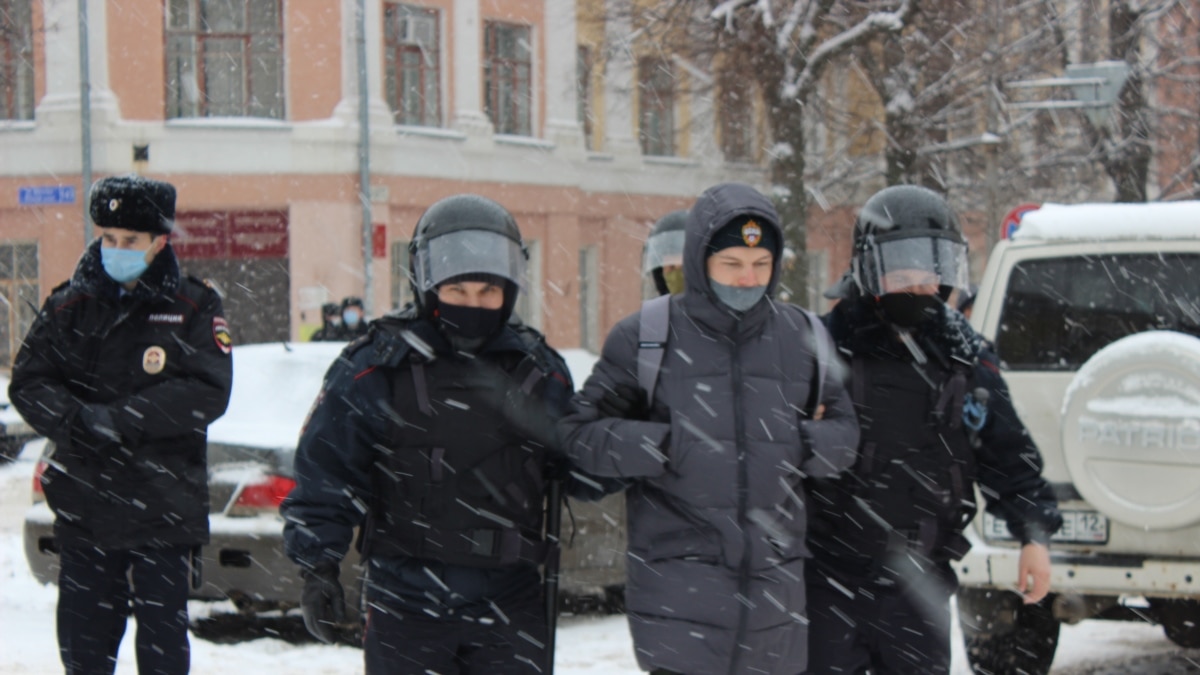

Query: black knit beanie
left=706, top=215, right=780, bottom=259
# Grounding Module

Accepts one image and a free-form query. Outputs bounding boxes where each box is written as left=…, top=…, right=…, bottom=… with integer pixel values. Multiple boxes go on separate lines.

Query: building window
left=514, top=240, right=541, bottom=329
left=0, top=242, right=38, bottom=368
left=165, top=0, right=285, bottom=120
left=579, top=246, right=599, bottom=352
left=577, top=45, right=593, bottom=150
left=484, top=22, right=532, bottom=136
left=638, top=58, right=674, bottom=156
left=720, top=72, right=755, bottom=162
left=390, top=240, right=414, bottom=310
left=384, top=4, right=440, bottom=127
left=0, top=0, right=34, bottom=121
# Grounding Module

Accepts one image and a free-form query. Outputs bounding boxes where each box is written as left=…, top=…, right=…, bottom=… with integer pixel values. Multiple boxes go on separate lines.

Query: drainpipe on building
left=79, top=0, right=93, bottom=244
left=356, top=0, right=374, bottom=313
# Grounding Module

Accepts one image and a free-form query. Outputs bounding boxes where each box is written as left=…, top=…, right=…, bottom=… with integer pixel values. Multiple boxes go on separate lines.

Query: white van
left=955, top=201, right=1200, bottom=673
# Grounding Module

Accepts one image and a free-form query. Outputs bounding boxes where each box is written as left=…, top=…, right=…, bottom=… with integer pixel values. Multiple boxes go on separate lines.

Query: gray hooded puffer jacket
left=559, top=183, right=860, bottom=675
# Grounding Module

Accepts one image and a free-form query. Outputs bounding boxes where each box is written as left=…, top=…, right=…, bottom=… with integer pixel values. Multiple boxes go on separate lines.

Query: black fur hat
left=89, top=175, right=176, bottom=235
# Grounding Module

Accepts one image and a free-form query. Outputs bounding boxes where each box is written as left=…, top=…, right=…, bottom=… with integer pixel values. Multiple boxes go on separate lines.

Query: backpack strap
left=637, top=294, right=671, bottom=403
left=798, top=307, right=830, bottom=415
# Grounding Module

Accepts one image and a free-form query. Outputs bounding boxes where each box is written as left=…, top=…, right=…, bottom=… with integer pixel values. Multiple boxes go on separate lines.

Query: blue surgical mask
left=709, top=280, right=767, bottom=312
left=343, top=310, right=361, bottom=327
left=100, top=247, right=150, bottom=284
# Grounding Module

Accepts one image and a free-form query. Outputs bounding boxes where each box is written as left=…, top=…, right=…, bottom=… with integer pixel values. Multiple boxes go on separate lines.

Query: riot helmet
left=408, top=194, right=528, bottom=331
left=642, top=210, right=687, bottom=296
left=850, top=185, right=970, bottom=300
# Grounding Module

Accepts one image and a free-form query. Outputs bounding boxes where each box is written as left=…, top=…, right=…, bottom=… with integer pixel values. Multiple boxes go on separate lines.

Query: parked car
left=24, top=341, right=625, bottom=620
left=0, top=374, right=37, bottom=462
left=954, top=201, right=1200, bottom=673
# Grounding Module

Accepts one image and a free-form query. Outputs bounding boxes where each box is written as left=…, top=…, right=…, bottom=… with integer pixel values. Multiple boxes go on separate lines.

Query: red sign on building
left=173, top=211, right=289, bottom=259
left=373, top=224, right=388, bottom=259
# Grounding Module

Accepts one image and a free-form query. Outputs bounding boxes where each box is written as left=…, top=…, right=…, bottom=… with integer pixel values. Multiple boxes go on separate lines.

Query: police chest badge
left=741, top=220, right=763, bottom=247
left=143, top=346, right=166, bottom=375
left=213, top=317, right=233, bottom=354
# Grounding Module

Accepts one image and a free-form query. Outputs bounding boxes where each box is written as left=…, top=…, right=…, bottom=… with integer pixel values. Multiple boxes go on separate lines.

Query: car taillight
left=233, top=474, right=296, bottom=511
left=31, top=461, right=47, bottom=501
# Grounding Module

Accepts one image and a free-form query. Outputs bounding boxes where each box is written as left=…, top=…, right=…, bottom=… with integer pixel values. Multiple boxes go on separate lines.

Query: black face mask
left=878, top=293, right=943, bottom=328
left=436, top=303, right=505, bottom=341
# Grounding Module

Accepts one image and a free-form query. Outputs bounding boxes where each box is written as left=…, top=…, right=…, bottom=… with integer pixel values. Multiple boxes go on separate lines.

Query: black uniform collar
left=371, top=311, right=533, bottom=367
left=829, top=296, right=984, bottom=365
left=71, top=238, right=181, bottom=302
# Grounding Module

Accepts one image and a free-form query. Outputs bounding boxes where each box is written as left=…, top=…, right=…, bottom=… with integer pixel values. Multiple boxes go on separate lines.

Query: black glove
left=71, top=403, right=121, bottom=450
left=300, top=560, right=346, bottom=644
left=595, top=383, right=650, bottom=421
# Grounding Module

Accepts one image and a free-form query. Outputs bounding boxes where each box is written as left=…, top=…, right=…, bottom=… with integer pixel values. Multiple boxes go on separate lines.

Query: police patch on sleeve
left=213, top=317, right=233, bottom=354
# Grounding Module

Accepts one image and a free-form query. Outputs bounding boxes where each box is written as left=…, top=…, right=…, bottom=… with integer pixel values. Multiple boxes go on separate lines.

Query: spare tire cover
left=1061, top=331, right=1200, bottom=530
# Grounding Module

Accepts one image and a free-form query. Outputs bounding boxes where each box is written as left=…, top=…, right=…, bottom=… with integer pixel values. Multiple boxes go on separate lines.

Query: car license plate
left=982, top=509, right=1109, bottom=544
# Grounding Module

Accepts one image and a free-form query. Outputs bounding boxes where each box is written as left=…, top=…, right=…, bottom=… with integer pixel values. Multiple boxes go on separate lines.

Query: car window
left=996, top=253, right=1200, bottom=371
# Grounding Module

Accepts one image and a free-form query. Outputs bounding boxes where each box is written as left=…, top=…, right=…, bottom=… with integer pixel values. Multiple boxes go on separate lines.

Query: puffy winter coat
left=559, top=183, right=860, bottom=675
left=10, top=240, right=232, bottom=549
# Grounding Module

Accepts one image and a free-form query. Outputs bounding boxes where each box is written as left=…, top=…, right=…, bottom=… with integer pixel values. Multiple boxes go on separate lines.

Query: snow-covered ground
left=2, top=449, right=1189, bottom=674
left=1, top=376, right=1192, bottom=675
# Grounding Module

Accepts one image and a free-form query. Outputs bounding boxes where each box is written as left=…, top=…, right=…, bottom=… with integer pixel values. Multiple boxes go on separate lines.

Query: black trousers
left=57, top=544, right=193, bottom=675
left=806, top=560, right=957, bottom=675
left=362, top=580, right=548, bottom=675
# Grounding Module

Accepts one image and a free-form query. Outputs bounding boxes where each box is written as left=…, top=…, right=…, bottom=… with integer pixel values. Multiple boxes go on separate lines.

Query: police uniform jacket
left=9, top=239, right=233, bottom=549
left=807, top=296, right=1063, bottom=579
left=282, top=310, right=604, bottom=609
left=559, top=184, right=861, bottom=675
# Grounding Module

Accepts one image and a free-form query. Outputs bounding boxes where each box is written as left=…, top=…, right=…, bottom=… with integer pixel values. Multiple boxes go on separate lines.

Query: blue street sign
left=18, top=185, right=76, bottom=206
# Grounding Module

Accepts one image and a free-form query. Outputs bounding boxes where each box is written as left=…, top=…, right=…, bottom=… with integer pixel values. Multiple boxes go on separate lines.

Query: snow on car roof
left=206, top=342, right=346, bottom=450
left=205, top=342, right=601, bottom=451
left=1013, top=201, right=1200, bottom=242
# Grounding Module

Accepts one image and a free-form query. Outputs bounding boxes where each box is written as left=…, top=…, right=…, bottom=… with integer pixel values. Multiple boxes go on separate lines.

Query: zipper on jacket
left=730, top=338, right=752, bottom=675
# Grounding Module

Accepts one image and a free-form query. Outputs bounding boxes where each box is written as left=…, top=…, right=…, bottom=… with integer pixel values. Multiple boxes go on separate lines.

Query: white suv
left=955, top=201, right=1200, bottom=673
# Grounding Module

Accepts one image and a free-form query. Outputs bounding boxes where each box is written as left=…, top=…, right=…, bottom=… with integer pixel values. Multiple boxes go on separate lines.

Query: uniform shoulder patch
left=213, top=317, right=233, bottom=354
left=187, top=275, right=225, bottom=299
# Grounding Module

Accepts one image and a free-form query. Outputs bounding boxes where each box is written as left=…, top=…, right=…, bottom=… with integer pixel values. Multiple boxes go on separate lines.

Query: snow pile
left=1014, top=201, right=1200, bottom=242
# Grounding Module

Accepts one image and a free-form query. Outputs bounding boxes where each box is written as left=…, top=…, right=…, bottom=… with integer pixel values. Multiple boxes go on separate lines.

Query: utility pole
left=356, top=0, right=373, bottom=313
left=78, top=0, right=93, bottom=244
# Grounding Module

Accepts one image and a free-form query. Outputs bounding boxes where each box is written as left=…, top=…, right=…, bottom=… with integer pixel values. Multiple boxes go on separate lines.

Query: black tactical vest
left=811, top=352, right=979, bottom=565
left=361, top=326, right=556, bottom=569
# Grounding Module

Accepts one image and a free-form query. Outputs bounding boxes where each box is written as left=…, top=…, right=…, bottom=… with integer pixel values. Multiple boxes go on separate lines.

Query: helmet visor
left=642, top=230, right=686, bottom=275
left=859, top=235, right=969, bottom=295
left=415, top=230, right=527, bottom=293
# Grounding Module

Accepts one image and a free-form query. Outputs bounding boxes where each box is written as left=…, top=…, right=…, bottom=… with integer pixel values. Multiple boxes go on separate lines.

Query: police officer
left=310, top=302, right=342, bottom=341
left=806, top=185, right=1063, bottom=674
left=642, top=210, right=687, bottom=297
left=281, top=194, right=606, bottom=674
left=338, top=296, right=369, bottom=339
left=10, top=175, right=233, bottom=675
